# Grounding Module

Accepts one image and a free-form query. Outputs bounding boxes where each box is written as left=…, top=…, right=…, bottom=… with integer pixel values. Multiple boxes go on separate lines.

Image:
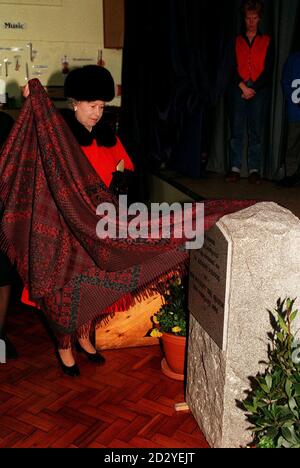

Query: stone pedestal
left=187, top=202, right=300, bottom=448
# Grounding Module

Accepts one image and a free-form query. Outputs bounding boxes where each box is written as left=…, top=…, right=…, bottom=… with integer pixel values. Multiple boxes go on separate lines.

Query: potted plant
left=242, top=298, right=300, bottom=448
left=149, top=276, right=188, bottom=380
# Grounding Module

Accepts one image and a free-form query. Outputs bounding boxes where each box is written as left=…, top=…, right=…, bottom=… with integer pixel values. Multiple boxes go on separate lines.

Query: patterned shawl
left=0, top=79, right=255, bottom=342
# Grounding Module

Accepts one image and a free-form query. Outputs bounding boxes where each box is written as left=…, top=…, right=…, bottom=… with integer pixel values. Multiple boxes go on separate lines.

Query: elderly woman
left=22, top=66, right=134, bottom=376
left=62, top=66, right=134, bottom=189
left=60, top=67, right=133, bottom=373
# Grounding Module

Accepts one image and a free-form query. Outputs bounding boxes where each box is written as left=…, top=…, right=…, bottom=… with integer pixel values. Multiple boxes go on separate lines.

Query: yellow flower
left=150, top=329, right=163, bottom=338
left=153, top=316, right=160, bottom=325
left=172, top=326, right=182, bottom=334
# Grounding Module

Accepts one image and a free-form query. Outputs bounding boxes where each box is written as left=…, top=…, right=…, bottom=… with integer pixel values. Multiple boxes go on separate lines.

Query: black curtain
left=120, top=0, right=300, bottom=181
left=119, top=0, right=172, bottom=199
left=119, top=0, right=174, bottom=167
left=120, top=0, right=237, bottom=179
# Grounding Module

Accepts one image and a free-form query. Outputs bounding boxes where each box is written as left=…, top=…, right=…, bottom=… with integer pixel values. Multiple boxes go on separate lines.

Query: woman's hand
left=21, top=84, right=30, bottom=98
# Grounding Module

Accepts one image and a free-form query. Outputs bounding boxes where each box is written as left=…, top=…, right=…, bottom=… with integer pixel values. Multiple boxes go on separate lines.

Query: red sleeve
left=82, top=138, right=134, bottom=187
left=21, top=287, right=41, bottom=309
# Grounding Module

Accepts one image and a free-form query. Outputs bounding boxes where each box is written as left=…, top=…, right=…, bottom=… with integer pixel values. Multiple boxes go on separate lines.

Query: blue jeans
left=229, top=85, right=268, bottom=172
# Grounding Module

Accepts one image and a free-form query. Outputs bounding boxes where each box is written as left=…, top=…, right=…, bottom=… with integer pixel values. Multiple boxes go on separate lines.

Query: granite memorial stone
left=186, top=202, right=300, bottom=448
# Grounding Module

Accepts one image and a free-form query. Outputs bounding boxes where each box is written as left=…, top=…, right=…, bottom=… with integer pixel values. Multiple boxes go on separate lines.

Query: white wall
left=0, top=0, right=122, bottom=106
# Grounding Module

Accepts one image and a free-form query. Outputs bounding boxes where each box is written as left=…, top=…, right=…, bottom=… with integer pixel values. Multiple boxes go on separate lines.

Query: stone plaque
left=189, top=224, right=231, bottom=350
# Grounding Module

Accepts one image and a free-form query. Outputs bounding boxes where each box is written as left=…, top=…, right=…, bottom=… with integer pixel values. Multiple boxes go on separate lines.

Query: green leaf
left=285, top=380, right=293, bottom=399
left=277, top=436, right=287, bottom=448
left=282, top=425, right=299, bottom=445
left=288, top=397, right=299, bottom=417
left=265, top=427, right=279, bottom=440
left=277, top=332, right=284, bottom=343
left=259, top=383, right=270, bottom=394
left=290, top=310, right=298, bottom=322
left=280, top=438, right=292, bottom=449
left=278, top=315, right=289, bottom=333
left=257, top=436, right=276, bottom=448
left=265, top=375, right=273, bottom=391
left=282, top=426, right=294, bottom=443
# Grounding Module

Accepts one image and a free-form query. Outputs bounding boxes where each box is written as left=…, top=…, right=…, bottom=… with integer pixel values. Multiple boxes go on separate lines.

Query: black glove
left=109, top=170, right=136, bottom=198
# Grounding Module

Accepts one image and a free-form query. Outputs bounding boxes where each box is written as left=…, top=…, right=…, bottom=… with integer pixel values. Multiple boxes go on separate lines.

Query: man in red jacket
left=226, top=0, right=274, bottom=185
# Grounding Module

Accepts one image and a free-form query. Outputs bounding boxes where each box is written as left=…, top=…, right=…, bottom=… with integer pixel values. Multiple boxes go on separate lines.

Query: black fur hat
left=64, top=65, right=115, bottom=102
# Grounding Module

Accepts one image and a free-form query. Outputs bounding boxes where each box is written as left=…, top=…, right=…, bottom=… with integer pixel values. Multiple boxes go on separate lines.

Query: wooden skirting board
left=95, top=293, right=163, bottom=350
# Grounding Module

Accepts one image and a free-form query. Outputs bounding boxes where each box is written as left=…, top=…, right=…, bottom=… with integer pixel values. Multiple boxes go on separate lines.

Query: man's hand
left=239, top=82, right=256, bottom=100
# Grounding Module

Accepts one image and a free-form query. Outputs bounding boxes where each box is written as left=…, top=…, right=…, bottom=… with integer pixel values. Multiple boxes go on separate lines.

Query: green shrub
left=242, top=298, right=300, bottom=448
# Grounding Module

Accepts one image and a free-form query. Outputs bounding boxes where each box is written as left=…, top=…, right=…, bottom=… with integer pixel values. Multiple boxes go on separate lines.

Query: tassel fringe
left=97, top=260, right=188, bottom=316
left=55, top=260, right=188, bottom=349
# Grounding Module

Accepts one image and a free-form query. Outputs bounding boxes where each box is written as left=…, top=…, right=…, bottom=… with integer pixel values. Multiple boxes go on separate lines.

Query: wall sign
left=2, top=22, right=27, bottom=30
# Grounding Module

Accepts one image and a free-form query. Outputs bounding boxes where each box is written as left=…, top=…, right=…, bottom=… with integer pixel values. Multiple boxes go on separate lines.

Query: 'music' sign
left=2, top=22, right=27, bottom=30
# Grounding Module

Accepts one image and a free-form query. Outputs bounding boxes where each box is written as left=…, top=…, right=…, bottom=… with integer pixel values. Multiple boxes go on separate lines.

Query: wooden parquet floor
left=0, top=305, right=209, bottom=449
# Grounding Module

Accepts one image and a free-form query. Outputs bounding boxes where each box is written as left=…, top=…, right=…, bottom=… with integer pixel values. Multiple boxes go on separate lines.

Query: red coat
left=82, top=136, right=134, bottom=188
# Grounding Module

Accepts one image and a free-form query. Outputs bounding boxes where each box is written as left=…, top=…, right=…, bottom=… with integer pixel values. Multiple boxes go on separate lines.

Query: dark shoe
left=56, top=350, right=80, bottom=377
left=61, top=362, right=80, bottom=377
left=75, top=343, right=106, bottom=365
left=225, top=171, right=240, bottom=183
left=248, top=172, right=261, bottom=185
left=278, top=175, right=300, bottom=188
left=0, top=334, right=18, bottom=360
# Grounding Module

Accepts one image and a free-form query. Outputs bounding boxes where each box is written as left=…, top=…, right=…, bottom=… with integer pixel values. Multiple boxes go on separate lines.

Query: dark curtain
left=169, top=1, right=238, bottom=177
left=120, top=0, right=300, bottom=181
left=120, top=0, right=237, bottom=179
left=119, top=1, right=174, bottom=167
left=119, top=0, right=172, bottom=199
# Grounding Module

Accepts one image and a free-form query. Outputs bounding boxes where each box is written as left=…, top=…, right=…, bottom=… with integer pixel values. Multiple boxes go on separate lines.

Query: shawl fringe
left=97, top=261, right=187, bottom=318
left=56, top=263, right=188, bottom=349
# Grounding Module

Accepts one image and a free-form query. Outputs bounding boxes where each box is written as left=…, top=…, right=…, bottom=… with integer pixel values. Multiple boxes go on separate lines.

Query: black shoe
left=0, top=334, right=18, bottom=360
left=75, top=342, right=106, bottom=365
left=61, top=362, right=80, bottom=377
left=55, top=350, right=80, bottom=377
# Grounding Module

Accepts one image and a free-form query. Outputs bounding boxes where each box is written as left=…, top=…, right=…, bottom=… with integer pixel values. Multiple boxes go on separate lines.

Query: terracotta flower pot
left=161, top=333, right=186, bottom=380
